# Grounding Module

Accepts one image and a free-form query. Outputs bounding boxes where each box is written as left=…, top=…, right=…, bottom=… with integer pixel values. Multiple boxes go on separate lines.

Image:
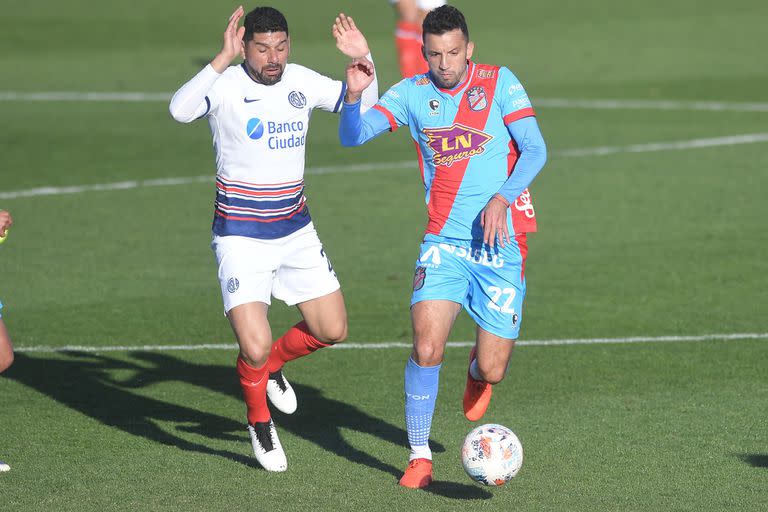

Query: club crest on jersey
left=466, top=86, right=488, bottom=111
left=422, top=124, right=493, bottom=167
left=227, top=277, right=239, bottom=293
left=413, top=266, right=426, bottom=291
left=288, top=91, right=307, bottom=108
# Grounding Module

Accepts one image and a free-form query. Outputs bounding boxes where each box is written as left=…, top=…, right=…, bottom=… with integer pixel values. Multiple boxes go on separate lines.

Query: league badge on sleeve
left=466, top=86, right=488, bottom=111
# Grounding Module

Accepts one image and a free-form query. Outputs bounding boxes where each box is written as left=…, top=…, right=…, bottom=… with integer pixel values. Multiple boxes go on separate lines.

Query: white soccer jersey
left=170, top=61, right=376, bottom=239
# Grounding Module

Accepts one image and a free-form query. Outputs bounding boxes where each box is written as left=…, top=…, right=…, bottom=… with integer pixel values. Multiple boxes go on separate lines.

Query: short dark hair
left=243, top=6, right=289, bottom=40
left=422, top=5, right=468, bottom=41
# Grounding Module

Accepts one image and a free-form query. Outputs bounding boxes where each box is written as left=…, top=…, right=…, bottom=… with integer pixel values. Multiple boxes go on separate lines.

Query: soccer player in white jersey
left=169, top=6, right=378, bottom=472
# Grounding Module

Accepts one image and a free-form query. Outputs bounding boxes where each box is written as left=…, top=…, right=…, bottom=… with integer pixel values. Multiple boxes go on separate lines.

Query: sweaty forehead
left=423, top=29, right=467, bottom=52
left=248, top=31, right=289, bottom=47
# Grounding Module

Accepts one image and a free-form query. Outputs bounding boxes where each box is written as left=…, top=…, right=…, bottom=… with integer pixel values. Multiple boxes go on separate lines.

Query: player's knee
left=477, top=363, right=506, bottom=385
left=237, top=339, right=270, bottom=368
left=412, top=341, right=444, bottom=366
left=0, top=351, right=14, bottom=373
left=315, top=320, right=348, bottom=345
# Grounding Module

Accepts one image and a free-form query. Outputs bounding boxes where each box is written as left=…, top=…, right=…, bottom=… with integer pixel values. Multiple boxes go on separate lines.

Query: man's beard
left=430, top=68, right=465, bottom=89
left=249, top=64, right=284, bottom=85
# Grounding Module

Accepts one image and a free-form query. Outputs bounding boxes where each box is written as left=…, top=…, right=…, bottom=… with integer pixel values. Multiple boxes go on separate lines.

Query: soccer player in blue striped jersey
left=338, top=5, right=546, bottom=487
left=169, top=6, right=378, bottom=472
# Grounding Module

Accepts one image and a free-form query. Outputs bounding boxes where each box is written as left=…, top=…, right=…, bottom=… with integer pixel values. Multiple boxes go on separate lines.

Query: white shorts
left=389, top=0, right=446, bottom=9
left=212, top=223, right=340, bottom=313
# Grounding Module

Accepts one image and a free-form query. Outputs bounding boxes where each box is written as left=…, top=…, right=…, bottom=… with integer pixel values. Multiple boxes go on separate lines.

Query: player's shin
left=404, top=357, right=441, bottom=461
left=266, top=321, right=332, bottom=372
left=237, top=356, right=270, bottom=425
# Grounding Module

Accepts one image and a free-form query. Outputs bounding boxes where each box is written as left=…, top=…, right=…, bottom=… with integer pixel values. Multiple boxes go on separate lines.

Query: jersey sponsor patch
left=477, top=68, right=495, bottom=79
left=513, top=189, right=536, bottom=219
left=246, top=118, right=265, bottom=140
left=422, top=124, right=493, bottom=167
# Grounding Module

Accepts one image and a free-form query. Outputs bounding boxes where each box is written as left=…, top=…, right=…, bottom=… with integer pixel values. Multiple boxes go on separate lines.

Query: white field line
left=13, top=332, right=768, bottom=354
left=3, top=132, right=768, bottom=201
left=535, top=98, right=768, bottom=113
left=2, top=91, right=768, bottom=112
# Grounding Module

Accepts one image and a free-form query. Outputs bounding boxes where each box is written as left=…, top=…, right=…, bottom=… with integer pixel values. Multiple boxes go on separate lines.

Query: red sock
left=266, top=321, right=331, bottom=373
left=237, top=356, right=270, bottom=425
left=395, top=21, right=428, bottom=78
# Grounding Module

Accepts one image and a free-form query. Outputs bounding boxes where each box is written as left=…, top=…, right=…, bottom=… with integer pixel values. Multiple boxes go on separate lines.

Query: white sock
left=469, top=358, right=482, bottom=381
left=409, top=444, right=432, bottom=461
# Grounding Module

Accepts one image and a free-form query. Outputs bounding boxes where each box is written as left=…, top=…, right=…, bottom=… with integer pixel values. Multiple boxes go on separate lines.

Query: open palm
left=333, top=13, right=369, bottom=59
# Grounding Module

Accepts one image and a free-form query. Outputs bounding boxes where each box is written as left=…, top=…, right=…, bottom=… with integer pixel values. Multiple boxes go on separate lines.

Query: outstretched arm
left=338, top=58, right=391, bottom=146
left=169, top=6, right=245, bottom=123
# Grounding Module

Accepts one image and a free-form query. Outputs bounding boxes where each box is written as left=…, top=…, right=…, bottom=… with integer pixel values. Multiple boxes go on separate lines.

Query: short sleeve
left=498, top=67, right=535, bottom=125
left=371, top=79, right=410, bottom=131
left=304, top=68, right=346, bottom=113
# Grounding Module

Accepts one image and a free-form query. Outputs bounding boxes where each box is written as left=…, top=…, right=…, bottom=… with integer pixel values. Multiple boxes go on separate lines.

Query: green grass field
left=1, top=0, right=767, bottom=510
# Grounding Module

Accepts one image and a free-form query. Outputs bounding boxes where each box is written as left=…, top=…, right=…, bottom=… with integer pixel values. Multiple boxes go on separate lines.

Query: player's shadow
left=7, top=352, right=258, bottom=468
left=8, top=351, right=490, bottom=498
left=122, top=352, right=489, bottom=499
left=739, top=453, right=768, bottom=468
left=121, top=353, right=441, bottom=477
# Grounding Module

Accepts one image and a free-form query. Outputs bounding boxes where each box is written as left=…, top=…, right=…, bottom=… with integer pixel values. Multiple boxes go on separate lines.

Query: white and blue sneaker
left=267, top=369, right=297, bottom=414
left=0, top=460, right=9, bottom=472
left=247, top=419, right=287, bottom=472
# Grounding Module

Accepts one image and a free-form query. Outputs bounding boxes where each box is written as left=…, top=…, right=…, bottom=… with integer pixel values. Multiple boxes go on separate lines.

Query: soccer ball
left=461, top=424, right=523, bottom=486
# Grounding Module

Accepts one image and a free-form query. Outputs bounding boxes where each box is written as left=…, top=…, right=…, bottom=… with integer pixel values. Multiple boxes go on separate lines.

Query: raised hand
left=212, top=6, right=246, bottom=73
left=332, top=13, right=369, bottom=59
left=344, top=57, right=375, bottom=103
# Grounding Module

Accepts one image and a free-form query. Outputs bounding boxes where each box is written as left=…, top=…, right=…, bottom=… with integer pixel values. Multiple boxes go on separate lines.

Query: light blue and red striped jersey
left=373, top=62, right=538, bottom=241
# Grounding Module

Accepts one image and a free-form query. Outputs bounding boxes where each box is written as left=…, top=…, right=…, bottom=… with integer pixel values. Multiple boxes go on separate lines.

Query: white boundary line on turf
left=2, top=91, right=768, bottom=112
left=13, top=332, right=768, bottom=354
left=3, top=132, right=768, bottom=201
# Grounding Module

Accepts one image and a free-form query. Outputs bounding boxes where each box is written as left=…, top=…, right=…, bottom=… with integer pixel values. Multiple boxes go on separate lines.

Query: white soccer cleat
left=247, top=420, right=287, bottom=472
left=0, top=460, right=10, bottom=472
left=267, top=369, right=297, bottom=414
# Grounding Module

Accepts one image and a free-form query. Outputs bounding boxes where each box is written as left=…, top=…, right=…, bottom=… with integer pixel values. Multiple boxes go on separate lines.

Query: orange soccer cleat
left=463, top=347, right=493, bottom=421
left=399, top=458, right=433, bottom=489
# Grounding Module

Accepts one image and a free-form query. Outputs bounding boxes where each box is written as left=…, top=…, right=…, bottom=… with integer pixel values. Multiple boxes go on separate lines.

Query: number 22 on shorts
left=487, top=286, right=516, bottom=314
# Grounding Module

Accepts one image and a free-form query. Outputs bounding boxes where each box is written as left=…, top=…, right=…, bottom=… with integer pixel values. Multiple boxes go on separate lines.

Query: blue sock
left=404, top=357, right=441, bottom=461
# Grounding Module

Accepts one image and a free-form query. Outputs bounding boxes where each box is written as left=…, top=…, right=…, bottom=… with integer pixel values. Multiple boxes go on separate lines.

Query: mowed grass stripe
left=13, top=332, right=768, bottom=353
left=3, top=133, right=768, bottom=200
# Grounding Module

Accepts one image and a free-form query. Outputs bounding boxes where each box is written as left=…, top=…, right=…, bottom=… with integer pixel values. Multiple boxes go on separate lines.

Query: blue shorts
left=411, top=235, right=528, bottom=339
